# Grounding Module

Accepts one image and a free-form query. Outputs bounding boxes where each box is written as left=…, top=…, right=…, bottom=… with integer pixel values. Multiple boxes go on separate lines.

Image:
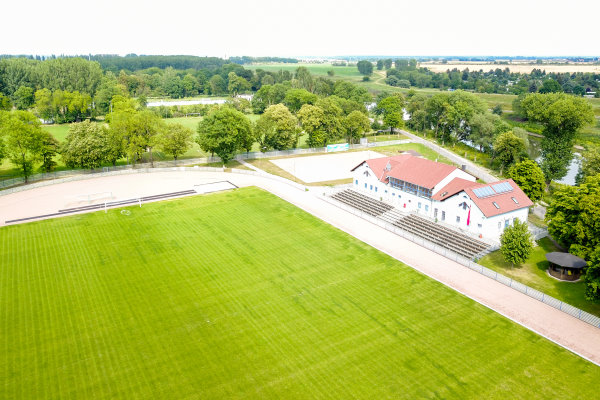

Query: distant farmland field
left=421, top=62, right=600, bottom=74
left=1, top=187, right=599, bottom=399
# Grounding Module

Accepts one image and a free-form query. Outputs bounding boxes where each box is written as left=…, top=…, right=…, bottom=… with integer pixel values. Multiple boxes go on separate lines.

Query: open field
left=420, top=62, right=600, bottom=74
left=1, top=187, right=599, bottom=398
left=249, top=62, right=363, bottom=78
left=479, top=237, right=600, bottom=317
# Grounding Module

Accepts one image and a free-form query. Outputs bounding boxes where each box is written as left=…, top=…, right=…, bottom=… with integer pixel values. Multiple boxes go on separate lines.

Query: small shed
left=545, top=252, right=587, bottom=281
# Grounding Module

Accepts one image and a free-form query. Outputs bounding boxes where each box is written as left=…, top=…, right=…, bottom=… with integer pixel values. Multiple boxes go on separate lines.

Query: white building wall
left=482, top=207, right=529, bottom=241
left=352, top=165, right=530, bottom=242
left=432, top=169, right=475, bottom=194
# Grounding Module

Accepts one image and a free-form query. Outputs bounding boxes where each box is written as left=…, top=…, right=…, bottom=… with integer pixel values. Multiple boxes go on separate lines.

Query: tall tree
left=0, top=111, right=46, bottom=181
left=159, top=123, right=194, bottom=160
left=500, top=219, right=533, bottom=269
left=357, top=60, right=373, bottom=75
left=0, top=94, right=12, bottom=111
left=545, top=174, right=600, bottom=260
left=507, top=160, right=545, bottom=202
left=297, top=104, right=326, bottom=148
left=255, top=104, right=298, bottom=151
left=61, top=120, right=110, bottom=169
left=197, top=107, right=252, bottom=164
left=227, top=72, right=251, bottom=96
left=519, top=93, right=594, bottom=184
left=493, top=131, right=527, bottom=171
left=294, top=67, right=314, bottom=92
left=344, top=111, right=371, bottom=144
left=39, top=131, right=59, bottom=172
left=283, top=88, right=318, bottom=113
left=377, top=95, right=405, bottom=134
left=576, top=148, right=600, bottom=185
left=13, top=86, right=34, bottom=110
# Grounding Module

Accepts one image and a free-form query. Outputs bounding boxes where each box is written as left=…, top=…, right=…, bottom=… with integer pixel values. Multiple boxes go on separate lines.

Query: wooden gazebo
left=545, top=252, right=587, bottom=281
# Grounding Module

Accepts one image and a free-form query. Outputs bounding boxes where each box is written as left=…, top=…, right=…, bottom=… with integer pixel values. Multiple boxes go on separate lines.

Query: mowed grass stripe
left=1, top=187, right=599, bottom=399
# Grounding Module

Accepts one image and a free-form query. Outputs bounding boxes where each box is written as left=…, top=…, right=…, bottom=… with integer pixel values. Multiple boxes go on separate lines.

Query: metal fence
left=0, top=139, right=410, bottom=191
left=2, top=162, right=598, bottom=329
left=321, top=195, right=600, bottom=330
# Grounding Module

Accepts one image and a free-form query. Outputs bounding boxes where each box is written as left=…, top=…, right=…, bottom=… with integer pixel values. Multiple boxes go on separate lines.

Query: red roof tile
left=464, top=179, right=533, bottom=217
left=432, top=178, right=484, bottom=201
left=354, top=154, right=458, bottom=189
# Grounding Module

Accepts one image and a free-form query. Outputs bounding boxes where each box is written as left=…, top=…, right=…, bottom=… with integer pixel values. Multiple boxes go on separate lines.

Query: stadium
left=1, top=165, right=600, bottom=399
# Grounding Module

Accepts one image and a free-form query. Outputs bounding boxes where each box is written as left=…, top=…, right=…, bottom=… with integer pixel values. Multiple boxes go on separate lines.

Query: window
left=355, top=180, right=358, bottom=185
left=492, top=202, right=500, bottom=209
left=392, top=192, right=395, bottom=196
left=385, top=190, right=388, bottom=194
left=370, top=185, right=373, bottom=190
left=463, top=202, right=467, bottom=210
left=364, top=183, right=367, bottom=189
left=505, top=220, right=509, bottom=228
left=477, top=223, right=482, bottom=228
left=456, top=216, right=461, bottom=223
left=434, top=208, right=438, bottom=219
left=441, top=211, right=446, bottom=221
left=375, top=187, right=378, bottom=192
left=511, top=197, right=519, bottom=204
left=498, top=221, right=502, bottom=229
left=418, top=202, right=422, bottom=209
left=425, top=205, right=429, bottom=212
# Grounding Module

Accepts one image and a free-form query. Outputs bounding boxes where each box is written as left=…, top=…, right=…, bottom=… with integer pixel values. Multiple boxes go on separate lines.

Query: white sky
left=3, top=0, right=599, bottom=57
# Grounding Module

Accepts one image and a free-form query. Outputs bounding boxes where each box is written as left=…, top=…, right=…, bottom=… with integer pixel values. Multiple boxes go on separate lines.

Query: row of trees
left=384, top=63, right=600, bottom=96
left=197, top=101, right=372, bottom=164
left=404, top=90, right=594, bottom=185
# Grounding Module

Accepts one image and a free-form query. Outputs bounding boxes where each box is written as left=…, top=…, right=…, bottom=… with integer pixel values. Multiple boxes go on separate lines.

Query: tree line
left=374, top=58, right=600, bottom=97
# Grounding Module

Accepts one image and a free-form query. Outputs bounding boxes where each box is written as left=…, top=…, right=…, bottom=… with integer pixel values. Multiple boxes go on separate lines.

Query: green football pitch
left=1, top=187, right=598, bottom=398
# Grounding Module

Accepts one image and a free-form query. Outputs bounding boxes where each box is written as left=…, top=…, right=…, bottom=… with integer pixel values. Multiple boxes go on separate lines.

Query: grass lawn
left=479, top=237, right=600, bottom=317
left=2, top=187, right=599, bottom=398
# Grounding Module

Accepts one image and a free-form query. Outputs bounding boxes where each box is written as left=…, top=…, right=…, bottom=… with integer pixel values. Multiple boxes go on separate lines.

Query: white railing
left=322, top=194, right=600, bottom=330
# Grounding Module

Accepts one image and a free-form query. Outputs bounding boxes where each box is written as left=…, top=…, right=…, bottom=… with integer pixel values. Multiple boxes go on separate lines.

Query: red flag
left=467, top=206, right=471, bottom=226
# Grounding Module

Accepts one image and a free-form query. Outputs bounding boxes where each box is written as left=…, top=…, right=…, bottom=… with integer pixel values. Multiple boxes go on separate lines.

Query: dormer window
left=492, top=202, right=500, bottom=209
left=511, top=197, right=519, bottom=204
left=385, top=162, right=392, bottom=171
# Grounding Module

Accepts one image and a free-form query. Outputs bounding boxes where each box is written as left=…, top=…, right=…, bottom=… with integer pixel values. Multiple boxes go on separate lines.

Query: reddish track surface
left=1, top=170, right=599, bottom=366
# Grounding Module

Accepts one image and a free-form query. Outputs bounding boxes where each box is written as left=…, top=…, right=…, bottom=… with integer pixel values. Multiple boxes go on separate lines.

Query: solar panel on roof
left=473, top=186, right=495, bottom=198
left=492, top=181, right=513, bottom=194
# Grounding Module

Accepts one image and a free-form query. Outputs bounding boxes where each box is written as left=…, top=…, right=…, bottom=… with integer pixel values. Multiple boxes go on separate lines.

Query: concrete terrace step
left=329, top=189, right=490, bottom=260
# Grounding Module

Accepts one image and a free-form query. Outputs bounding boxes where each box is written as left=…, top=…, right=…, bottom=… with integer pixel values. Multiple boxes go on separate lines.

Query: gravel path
left=1, top=170, right=599, bottom=365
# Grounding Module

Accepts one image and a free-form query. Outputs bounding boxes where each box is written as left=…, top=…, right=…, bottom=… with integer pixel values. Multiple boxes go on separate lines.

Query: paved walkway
left=400, top=129, right=499, bottom=183
left=1, top=170, right=599, bottom=365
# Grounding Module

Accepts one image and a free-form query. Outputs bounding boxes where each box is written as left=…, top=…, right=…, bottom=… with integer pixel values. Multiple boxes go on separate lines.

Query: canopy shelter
left=545, top=252, right=587, bottom=281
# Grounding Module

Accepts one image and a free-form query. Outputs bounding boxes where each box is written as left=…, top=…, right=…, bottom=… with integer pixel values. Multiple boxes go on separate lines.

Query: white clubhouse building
left=352, top=154, right=533, bottom=241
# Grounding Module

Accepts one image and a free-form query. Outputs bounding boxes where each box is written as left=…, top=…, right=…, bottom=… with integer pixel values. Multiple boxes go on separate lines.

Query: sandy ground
left=270, top=150, right=383, bottom=183
left=1, top=170, right=600, bottom=366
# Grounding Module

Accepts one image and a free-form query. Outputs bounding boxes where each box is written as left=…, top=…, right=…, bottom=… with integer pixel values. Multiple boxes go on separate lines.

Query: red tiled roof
left=464, top=179, right=533, bottom=218
left=432, top=178, right=484, bottom=201
left=352, top=154, right=458, bottom=189
left=433, top=177, right=533, bottom=217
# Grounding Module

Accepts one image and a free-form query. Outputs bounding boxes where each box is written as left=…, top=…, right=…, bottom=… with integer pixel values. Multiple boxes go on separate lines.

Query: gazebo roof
left=545, top=252, right=587, bottom=269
